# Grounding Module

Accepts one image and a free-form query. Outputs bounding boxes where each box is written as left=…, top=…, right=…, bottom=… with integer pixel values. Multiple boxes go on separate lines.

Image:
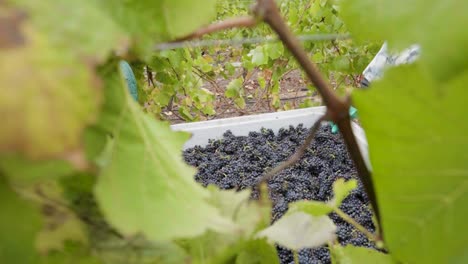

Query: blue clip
left=119, top=60, right=138, bottom=101
left=330, top=106, right=358, bottom=134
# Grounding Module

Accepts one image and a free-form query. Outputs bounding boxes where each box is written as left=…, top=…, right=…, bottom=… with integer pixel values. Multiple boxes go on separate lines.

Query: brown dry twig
left=175, top=16, right=257, bottom=42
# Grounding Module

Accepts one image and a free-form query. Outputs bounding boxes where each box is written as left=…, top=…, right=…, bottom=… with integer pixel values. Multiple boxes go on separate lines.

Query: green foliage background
left=140, top=0, right=379, bottom=121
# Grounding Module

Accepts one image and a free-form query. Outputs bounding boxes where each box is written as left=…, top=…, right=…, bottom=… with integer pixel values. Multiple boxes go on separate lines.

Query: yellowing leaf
left=0, top=15, right=100, bottom=159
left=13, top=0, right=125, bottom=61
left=1, top=0, right=221, bottom=159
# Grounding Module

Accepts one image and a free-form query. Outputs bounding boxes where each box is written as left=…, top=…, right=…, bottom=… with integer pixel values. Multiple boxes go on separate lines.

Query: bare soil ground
left=167, top=68, right=322, bottom=124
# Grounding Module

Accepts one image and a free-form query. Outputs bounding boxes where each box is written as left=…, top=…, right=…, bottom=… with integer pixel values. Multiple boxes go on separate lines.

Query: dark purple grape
left=184, top=124, right=377, bottom=263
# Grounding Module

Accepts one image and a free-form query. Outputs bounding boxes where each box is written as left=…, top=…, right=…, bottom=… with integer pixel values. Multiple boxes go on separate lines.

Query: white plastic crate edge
left=171, top=107, right=371, bottom=169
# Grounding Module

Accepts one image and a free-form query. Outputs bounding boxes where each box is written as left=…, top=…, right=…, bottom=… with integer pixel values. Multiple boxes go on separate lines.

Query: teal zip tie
left=119, top=60, right=138, bottom=101
left=330, top=106, right=358, bottom=134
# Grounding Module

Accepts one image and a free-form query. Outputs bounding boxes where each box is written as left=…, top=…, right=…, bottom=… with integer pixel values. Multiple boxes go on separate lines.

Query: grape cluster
left=183, top=124, right=376, bottom=263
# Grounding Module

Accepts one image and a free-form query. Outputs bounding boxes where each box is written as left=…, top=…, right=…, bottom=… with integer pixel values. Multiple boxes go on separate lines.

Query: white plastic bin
left=171, top=107, right=370, bottom=168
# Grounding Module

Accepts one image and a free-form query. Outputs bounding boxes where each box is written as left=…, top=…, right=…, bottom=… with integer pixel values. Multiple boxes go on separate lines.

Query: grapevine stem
left=334, top=208, right=380, bottom=243
left=253, top=0, right=381, bottom=227
left=175, top=16, right=257, bottom=41
left=293, top=250, right=300, bottom=264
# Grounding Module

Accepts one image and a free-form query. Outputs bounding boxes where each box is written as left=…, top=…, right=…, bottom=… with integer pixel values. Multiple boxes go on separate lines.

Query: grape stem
left=293, top=250, right=300, bottom=264
left=334, top=207, right=381, bottom=243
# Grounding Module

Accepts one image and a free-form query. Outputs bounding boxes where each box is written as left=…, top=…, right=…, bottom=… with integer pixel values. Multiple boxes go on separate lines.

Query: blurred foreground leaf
left=93, top=66, right=234, bottom=241
left=354, top=65, right=468, bottom=263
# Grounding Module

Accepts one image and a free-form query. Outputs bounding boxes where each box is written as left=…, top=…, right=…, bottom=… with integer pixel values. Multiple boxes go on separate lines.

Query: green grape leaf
left=202, top=105, right=216, bottom=116
left=159, top=49, right=185, bottom=68
left=93, top=66, right=234, bottom=241
left=194, top=56, right=214, bottom=73
left=163, top=0, right=218, bottom=39
left=226, top=77, right=246, bottom=109
left=288, top=9, right=299, bottom=26
left=264, top=43, right=284, bottom=60
left=235, top=239, right=280, bottom=264
left=256, top=212, right=336, bottom=250
left=206, top=186, right=266, bottom=237
left=288, top=179, right=358, bottom=218
left=225, top=77, right=244, bottom=98
left=12, top=0, right=125, bottom=61
left=288, top=200, right=334, bottom=216
left=196, top=88, right=215, bottom=104
left=0, top=6, right=100, bottom=159
left=332, top=178, right=358, bottom=208
left=58, top=173, right=105, bottom=231
left=96, top=238, right=188, bottom=264
left=330, top=245, right=395, bottom=264
left=0, top=154, right=75, bottom=183
left=100, top=0, right=217, bottom=56
left=354, top=65, right=468, bottom=263
left=178, top=105, right=195, bottom=121
left=234, top=97, right=246, bottom=109
left=29, top=181, right=88, bottom=254
left=340, top=0, right=468, bottom=80
left=39, top=242, right=102, bottom=264
left=182, top=237, right=279, bottom=264
left=258, top=75, right=267, bottom=89
left=249, top=46, right=269, bottom=66
left=178, top=230, right=234, bottom=263
left=137, top=242, right=189, bottom=264
left=176, top=186, right=270, bottom=263
left=332, top=56, right=350, bottom=72
left=312, top=52, right=324, bottom=62
left=0, top=175, right=42, bottom=264
left=36, top=206, right=88, bottom=254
